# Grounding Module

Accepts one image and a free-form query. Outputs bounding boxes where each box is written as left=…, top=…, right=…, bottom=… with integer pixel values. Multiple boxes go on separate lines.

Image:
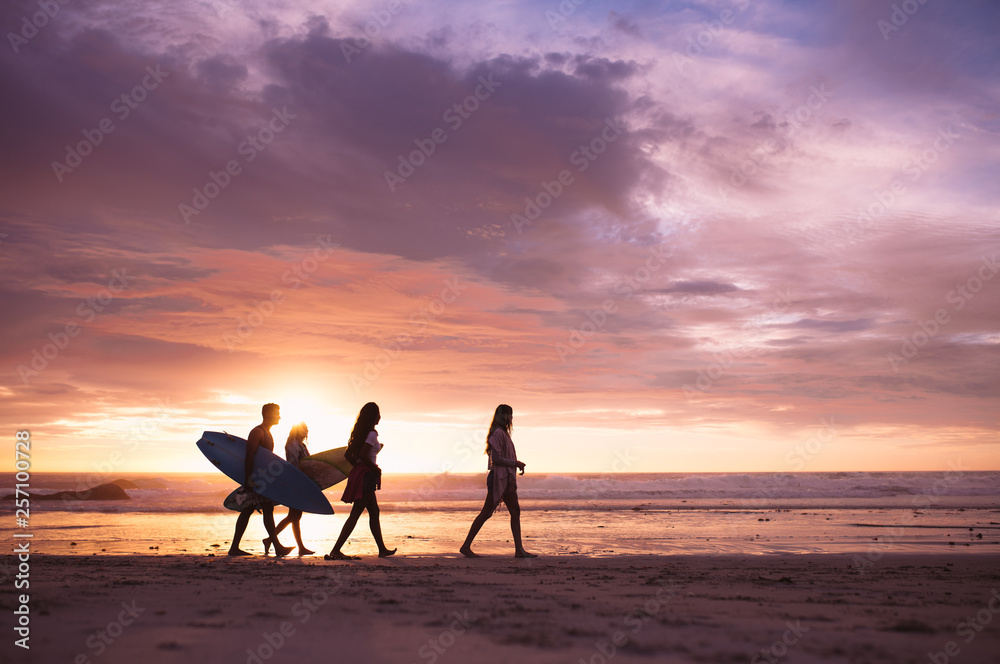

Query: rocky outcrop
left=3, top=483, right=131, bottom=501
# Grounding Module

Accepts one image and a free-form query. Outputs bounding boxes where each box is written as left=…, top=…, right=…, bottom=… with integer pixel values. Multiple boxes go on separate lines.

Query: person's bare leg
left=264, top=508, right=294, bottom=554
left=262, top=506, right=293, bottom=556
left=506, top=494, right=536, bottom=558
left=289, top=511, right=313, bottom=554
left=366, top=494, right=395, bottom=557
left=273, top=510, right=293, bottom=535
left=460, top=495, right=496, bottom=557
left=228, top=509, right=254, bottom=555
left=329, top=500, right=365, bottom=558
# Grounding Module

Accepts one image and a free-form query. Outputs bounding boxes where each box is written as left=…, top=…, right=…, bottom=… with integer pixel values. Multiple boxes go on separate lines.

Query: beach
left=8, top=553, right=1000, bottom=664
left=4, top=471, right=999, bottom=662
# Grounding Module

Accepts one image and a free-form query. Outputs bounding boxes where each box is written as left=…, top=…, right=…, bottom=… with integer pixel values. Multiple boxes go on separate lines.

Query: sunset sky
left=1, top=0, right=997, bottom=475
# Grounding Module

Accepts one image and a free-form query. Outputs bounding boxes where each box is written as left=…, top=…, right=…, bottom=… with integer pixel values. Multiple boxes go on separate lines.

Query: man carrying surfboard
left=228, top=403, right=294, bottom=557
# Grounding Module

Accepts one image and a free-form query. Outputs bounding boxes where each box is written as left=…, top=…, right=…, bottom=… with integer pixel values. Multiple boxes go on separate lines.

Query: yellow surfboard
left=300, top=446, right=353, bottom=490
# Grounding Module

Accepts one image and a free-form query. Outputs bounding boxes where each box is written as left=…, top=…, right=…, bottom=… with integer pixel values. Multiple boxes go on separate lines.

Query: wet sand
left=7, top=553, right=1000, bottom=663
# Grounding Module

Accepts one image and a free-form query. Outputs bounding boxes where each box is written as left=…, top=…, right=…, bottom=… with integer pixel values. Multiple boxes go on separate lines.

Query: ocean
left=2, top=471, right=998, bottom=557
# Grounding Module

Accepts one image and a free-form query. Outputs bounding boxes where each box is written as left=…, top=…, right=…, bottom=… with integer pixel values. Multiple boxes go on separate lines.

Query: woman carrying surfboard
left=265, top=422, right=315, bottom=556
left=460, top=404, right=537, bottom=558
left=325, top=402, right=397, bottom=560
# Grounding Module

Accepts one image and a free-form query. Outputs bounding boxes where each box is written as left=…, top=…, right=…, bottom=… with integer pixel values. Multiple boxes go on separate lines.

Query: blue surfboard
left=196, top=431, right=334, bottom=514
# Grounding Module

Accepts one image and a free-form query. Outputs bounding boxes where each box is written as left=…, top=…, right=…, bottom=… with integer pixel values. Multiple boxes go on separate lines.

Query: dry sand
left=6, top=553, right=1000, bottom=664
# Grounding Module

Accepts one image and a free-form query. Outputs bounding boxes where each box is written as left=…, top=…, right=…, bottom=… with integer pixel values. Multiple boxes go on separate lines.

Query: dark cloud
left=0, top=19, right=661, bottom=264
left=655, top=281, right=743, bottom=296
left=571, top=55, right=641, bottom=82
left=608, top=11, right=641, bottom=38
left=0, top=1, right=996, bottom=468
left=195, top=55, right=248, bottom=90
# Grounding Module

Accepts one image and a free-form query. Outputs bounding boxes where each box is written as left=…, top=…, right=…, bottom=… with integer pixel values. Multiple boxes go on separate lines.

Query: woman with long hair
left=325, top=402, right=397, bottom=559
left=460, top=404, right=536, bottom=558
left=264, top=422, right=314, bottom=556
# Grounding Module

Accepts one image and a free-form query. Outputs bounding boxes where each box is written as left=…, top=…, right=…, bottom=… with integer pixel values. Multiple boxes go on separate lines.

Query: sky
left=1, top=0, right=998, bottom=475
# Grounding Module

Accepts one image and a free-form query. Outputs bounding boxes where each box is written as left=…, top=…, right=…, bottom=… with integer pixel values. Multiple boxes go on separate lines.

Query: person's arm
left=245, top=430, right=261, bottom=489
left=489, top=447, right=518, bottom=467
left=488, top=432, right=524, bottom=473
left=491, top=450, right=525, bottom=475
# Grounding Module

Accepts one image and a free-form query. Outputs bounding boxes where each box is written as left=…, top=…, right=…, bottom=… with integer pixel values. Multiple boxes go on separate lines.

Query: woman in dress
left=460, top=404, right=536, bottom=558
left=325, top=402, right=397, bottom=559
left=264, top=422, right=314, bottom=556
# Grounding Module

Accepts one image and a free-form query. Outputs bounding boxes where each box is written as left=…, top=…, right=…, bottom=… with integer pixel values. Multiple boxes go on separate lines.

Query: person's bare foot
left=297, top=547, right=315, bottom=556
left=324, top=551, right=355, bottom=560
left=459, top=546, right=480, bottom=558
left=262, top=538, right=272, bottom=554
left=514, top=550, right=537, bottom=558
left=227, top=548, right=252, bottom=556
left=378, top=548, right=397, bottom=558
left=273, top=543, right=294, bottom=557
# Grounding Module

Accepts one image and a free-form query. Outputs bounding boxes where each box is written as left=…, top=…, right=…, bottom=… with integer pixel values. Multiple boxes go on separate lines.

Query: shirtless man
left=228, top=403, right=293, bottom=556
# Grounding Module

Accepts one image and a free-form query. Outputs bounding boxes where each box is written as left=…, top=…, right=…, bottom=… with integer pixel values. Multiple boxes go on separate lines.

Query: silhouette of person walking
left=326, top=402, right=396, bottom=559
left=461, top=404, right=536, bottom=558
left=228, top=403, right=292, bottom=556
left=265, top=421, right=315, bottom=555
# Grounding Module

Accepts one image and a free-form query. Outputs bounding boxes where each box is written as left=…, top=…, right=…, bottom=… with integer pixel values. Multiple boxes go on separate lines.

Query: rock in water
left=2, top=483, right=131, bottom=501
